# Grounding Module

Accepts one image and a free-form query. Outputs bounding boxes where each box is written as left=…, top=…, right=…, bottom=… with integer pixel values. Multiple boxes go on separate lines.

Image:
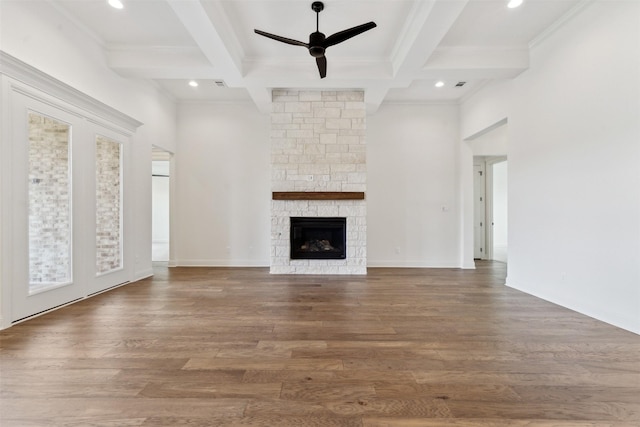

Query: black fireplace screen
left=290, top=217, right=346, bottom=259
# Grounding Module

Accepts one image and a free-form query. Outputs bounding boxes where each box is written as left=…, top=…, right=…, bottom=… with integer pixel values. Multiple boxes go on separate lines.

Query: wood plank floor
left=1, top=262, right=639, bottom=426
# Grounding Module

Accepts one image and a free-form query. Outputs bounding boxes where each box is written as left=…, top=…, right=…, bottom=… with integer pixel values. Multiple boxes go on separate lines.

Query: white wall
left=368, top=103, right=461, bottom=267
left=173, top=102, right=270, bottom=266
left=172, top=101, right=463, bottom=269
left=461, top=81, right=510, bottom=141
left=462, top=1, right=640, bottom=334
left=469, top=124, right=508, bottom=157
left=0, top=0, right=177, bottom=326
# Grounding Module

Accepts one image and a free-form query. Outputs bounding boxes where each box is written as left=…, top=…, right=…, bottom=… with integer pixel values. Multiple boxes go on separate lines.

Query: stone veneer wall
left=28, top=113, right=72, bottom=284
left=270, top=90, right=366, bottom=274
left=95, top=136, right=122, bottom=274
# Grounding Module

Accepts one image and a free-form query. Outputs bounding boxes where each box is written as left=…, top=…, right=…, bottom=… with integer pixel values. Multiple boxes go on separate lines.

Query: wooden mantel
left=272, top=192, right=365, bottom=201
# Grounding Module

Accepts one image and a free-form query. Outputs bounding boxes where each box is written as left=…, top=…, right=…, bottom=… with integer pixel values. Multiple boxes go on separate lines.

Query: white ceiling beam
left=107, top=46, right=217, bottom=79
left=349, top=0, right=470, bottom=113
left=364, top=86, right=391, bottom=114
left=245, top=86, right=272, bottom=114
left=165, top=0, right=244, bottom=86
left=392, top=0, right=469, bottom=78
left=423, top=47, right=529, bottom=78
left=243, top=58, right=390, bottom=83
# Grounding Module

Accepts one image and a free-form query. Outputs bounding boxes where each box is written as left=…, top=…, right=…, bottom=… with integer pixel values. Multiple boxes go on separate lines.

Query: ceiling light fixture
left=108, top=0, right=124, bottom=9
left=507, top=0, right=523, bottom=8
left=188, top=80, right=199, bottom=88
left=435, top=81, right=445, bottom=88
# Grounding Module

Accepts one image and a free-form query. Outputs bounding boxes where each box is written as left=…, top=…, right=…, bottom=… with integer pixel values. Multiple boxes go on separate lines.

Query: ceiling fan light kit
left=254, top=1, right=376, bottom=79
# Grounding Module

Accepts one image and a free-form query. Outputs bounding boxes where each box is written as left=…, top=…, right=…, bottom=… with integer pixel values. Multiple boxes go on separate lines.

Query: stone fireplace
left=270, top=90, right=366, bottom=274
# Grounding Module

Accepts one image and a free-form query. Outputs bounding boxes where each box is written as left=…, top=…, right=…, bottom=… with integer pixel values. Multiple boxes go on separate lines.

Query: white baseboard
left=133, top=268, right=154, bottom=281
left=506, top=280, right=640, bottom=336
left=0, top=316, right=8, bottom=331
left=366, top=260, right=462, bottom=268
left=173, top=259, right=270, bottom=267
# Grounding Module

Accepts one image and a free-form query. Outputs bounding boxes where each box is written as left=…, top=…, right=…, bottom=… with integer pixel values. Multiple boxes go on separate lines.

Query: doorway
left=469, top=121, right=508, bottom=263
left=490, top=160, right=508, bottom=263
left=152, top=148, right=172, bottom=264
left=473, top=156, right=508, bottom=262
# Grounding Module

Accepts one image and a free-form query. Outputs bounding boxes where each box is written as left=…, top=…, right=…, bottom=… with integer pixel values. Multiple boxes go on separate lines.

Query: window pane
left=95, top=135, right=122, bottom=275
left=28, top=112, right=72, bottom=292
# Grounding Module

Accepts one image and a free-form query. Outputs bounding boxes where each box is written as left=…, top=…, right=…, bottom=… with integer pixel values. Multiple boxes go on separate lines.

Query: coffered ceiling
left=50, top=0, right=584, bottom=112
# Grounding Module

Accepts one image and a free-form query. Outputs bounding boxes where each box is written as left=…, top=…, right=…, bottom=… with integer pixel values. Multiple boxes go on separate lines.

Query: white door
left=473, top=163, right=486, bottom=259
left=11, top=96, right=85, bottom=320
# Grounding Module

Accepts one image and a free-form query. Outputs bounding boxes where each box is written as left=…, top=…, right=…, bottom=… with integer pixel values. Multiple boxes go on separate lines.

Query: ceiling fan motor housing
left=309, top=32, right=326, bottom=57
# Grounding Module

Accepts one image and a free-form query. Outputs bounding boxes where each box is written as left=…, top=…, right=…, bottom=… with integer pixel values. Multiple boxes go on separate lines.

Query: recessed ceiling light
left=108, top=0, right=124, bottom=9
left=188, top=80, right=199, bottom=88
left=435, top=81, right=445, bottom=88
left=507, top=0, right=523, bottom=8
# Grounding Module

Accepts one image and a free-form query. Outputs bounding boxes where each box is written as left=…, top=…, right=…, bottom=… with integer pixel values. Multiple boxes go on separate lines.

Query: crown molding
left=529, top=0, right=595, bottom=49
left=0, top=51, right=143, bottom=133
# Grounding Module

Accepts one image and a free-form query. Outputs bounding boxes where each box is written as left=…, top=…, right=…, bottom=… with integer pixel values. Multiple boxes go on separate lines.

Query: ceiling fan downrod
left=312, top=1, right=324, bottom=32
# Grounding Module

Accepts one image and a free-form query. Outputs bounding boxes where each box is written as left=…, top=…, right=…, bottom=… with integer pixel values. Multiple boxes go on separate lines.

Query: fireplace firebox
left=290, top=217, right=346, bottom=259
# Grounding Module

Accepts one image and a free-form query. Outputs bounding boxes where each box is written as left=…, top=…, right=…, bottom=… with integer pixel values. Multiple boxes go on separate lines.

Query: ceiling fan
left=254, top=1, right=376, bottom=79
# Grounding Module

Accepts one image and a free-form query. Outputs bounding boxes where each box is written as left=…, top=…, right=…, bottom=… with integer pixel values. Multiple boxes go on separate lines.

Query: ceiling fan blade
left=324, top=22, right=376, bottom=48
left=254, top=29, right=308, bottom=47
left=316, top=55, right=327, bottom=79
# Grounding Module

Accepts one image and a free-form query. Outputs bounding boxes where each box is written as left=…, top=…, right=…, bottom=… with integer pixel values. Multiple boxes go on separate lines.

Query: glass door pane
left=28, top=112, right=72, bottom=294
left=95, top=135, right=123, bottom=275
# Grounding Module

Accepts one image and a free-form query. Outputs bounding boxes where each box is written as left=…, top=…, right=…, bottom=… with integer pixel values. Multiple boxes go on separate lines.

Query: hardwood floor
left=1, top=262, right=639, bottom=426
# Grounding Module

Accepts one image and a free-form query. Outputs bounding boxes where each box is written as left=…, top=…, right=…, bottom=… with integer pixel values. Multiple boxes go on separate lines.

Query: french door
left=89, top=125, right=130, bottom=295
left=11, top=90, right=131, bottom=321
